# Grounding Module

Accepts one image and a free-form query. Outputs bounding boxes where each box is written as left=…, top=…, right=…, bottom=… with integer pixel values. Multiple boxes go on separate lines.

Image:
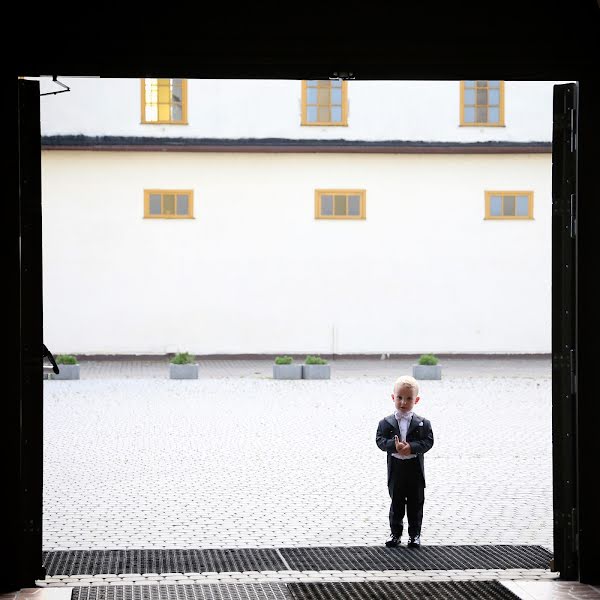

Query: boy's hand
left=394, top=435, right=407, bottom=453
left=395, top=435, right=412, bottom=455
left=399, top=442, right=413, bottom=456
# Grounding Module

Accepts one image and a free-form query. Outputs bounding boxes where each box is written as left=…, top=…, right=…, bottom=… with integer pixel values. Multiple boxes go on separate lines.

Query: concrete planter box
left=53, top=364, right=80, bottom=380
left=169, top=363, right=199, bottom=379
left=273, top=364, right=303, bottom=379
left=302, top=364, right=331, bottom=379
left=412, top=364, right=442, bottom=380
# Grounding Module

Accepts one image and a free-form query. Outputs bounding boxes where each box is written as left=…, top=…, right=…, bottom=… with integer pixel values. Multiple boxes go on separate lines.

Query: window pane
left=145, top=78, right=156, bottom=91
left=347, top=195, right=360, bottom=216
left=163, top=194, right=175, bottom=215
left=476, top=89, right=488, bottom=104
left=158, top=104, right=170, bottom=121
left=490, top=195, right=502, bottom=216
left=464, top=107, right=475, bottom=123
left=321, top=195, right=333, bottom=215
left=331, top=107, right=342, bottom=122
left=171, top=103, right=182, bottom=121
left=307, top=106, right=317, bottom=122
left=330, top=79, right=342, bottom=87
left=334, top=195, right=346, bottom=215
left=146, top=106, right=158, bottom=121
left=489, top=80, right=500, bottom=87
left=516, top=195, right=529, bottom=216
left=318, top=106, right=330, bottom=122
left=464, top=89, right=475, bottom=104
left=476, top=107, right=487, bottom=122
left=476, top=80, right=487, bottom=87
left=158, top=81, right=170, bottom=103
left=172, top=83, right=182, bottom=102
left=306, top=80, right=318, bottom=87
left=331, top=88, right=342, bottom=104
left=464, top=80, right=475, bottom=87
left=488, top=107, right=500, bottom=123
left=149, top=194, right=162, bottom=215
left=307, top=88, right=317, bottom=103
left=503, top=195, right=516, bottom=216
left=176, top=194, right=189, bottom=215
left=317, top=87, right=330, bottom=104
left=489, top=89, right=500, bottom=104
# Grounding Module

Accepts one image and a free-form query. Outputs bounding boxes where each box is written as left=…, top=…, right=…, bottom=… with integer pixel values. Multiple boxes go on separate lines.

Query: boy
left=376, top=375, right=434, bottom=548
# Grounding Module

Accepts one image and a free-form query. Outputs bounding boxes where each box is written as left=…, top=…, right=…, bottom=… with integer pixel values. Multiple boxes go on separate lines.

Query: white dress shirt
left=392, top=410, right=417, bottom=460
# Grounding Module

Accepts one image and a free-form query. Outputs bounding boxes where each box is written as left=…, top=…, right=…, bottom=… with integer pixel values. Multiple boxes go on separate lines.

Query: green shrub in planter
left=56, top=354, right=78, bottom=364
left=275, top=356, right=293, bottom=365
left=273, top=355, right=301, bottom=379
left=413, top=354, right=442, bottom=380
left=303, top=355, right=330, bottom=379
left=53, top=354, right=80, bottom=379
left=418, top=354, right=439, bottom=365
left=305, top=355, right=328, bottom=365
left=171, top=352, right=195, bottom=365
left=169, top=352, right=198, bottom=378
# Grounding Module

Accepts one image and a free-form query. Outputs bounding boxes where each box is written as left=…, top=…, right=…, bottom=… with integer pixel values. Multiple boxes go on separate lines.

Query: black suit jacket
left=376, top=412, right=434, bottom=486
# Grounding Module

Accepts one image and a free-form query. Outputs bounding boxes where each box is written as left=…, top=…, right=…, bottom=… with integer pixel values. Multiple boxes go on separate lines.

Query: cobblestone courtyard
left=43, top=358, right=553, bottom=552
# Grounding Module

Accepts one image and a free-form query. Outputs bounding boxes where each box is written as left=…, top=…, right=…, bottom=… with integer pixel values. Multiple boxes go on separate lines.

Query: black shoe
left=385, top=533, right=401, bottom=547
left=407, top=535, right=421, bottom=548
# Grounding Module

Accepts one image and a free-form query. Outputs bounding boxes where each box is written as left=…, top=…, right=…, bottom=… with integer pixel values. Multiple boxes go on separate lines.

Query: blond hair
left=393, top=375, right=419, bottom=396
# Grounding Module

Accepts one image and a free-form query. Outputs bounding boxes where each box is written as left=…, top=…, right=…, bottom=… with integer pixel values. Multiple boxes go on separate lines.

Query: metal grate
left=280, top=545, right=553, bottom=571
left=46, top=545, right=553, bottom=576
left=287, top=581, right=521, bottom=600
left=72, top=584, right=292, bottom=600
left=43, top=549, right=285, bottom=576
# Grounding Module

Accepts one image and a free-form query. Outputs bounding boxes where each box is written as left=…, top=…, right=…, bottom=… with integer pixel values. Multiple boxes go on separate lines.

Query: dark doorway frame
left=7, top=2, right=600, bottom=589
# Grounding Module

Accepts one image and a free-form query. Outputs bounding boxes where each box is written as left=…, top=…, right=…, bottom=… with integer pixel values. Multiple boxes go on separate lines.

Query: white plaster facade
left=38, top=77, right=559, bottom=355
left=39, top=78, right=556, bottom=142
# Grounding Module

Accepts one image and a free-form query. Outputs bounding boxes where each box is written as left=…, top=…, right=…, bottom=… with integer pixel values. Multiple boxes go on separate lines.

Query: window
left=461, top=80, right=504, bottom=126
left=315, top=190, right=366, bottom=219
left=144, top=190, right=194, bottom=218
left=302, top=80, right=348, bottom=126
left=485, top=191, right=533, bottom=219
left=141, top=79, right=187, bottom=124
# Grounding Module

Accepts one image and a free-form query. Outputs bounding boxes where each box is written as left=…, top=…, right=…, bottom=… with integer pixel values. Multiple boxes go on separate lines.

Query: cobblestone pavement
left=68, top=356, right=551, bottom=380
left=39, top=357, right=559, bottom=590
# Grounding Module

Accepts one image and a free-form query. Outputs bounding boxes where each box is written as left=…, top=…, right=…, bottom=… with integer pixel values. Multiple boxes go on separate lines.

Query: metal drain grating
left=288, top=581, right=521, bottom=600
left=72, top=584, right=292, bottom=600
left=280, top=545, right=553, bottom=571
left=43, top=549, right=286, bottom=576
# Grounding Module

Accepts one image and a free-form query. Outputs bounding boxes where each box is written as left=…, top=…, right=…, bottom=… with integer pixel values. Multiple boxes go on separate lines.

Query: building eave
left=41, top=136, right=552, bottom=154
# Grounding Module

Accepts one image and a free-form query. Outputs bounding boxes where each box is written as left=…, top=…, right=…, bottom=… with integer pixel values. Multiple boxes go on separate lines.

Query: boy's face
left=392, top=384, right=420, bottom=413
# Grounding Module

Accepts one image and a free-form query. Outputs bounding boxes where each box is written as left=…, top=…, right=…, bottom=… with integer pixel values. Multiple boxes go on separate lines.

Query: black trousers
left=388, top=457, right=425, bottom=538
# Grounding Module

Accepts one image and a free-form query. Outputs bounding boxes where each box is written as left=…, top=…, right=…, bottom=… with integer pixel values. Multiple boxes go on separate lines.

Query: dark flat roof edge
left=41, top=136, right=552, bottom=153
left=59, top=353, right=551, bottom=361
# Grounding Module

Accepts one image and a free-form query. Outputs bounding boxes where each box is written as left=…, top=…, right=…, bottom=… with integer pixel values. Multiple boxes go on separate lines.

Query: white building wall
left=41, top=150, right=551, bottom=355
left=39, top=78, right=557, bottom=142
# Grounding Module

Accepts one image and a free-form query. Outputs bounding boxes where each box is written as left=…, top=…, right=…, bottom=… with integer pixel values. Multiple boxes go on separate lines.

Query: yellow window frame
left=460, top=81, right=505, bottom=127
left=141, top=79, right=188, bottom=125
left=144, top=190, right=194, bottom=219
left=314, top=189, right=366, bottom=220
left=301, top=80, right=348, bottom=126
left=484, top=191, right=534, bottom=220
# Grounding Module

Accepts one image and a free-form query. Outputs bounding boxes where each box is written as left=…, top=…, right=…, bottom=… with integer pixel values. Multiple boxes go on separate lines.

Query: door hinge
left=569, top=106, right=577, bottom=153
left=552, top=350, right=576, bottom=395
left=330, top=71, right=355, bottom=80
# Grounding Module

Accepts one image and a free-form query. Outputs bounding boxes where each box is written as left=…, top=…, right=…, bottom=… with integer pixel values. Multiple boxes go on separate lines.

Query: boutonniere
left=419, top=422, right=424, bottom=426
